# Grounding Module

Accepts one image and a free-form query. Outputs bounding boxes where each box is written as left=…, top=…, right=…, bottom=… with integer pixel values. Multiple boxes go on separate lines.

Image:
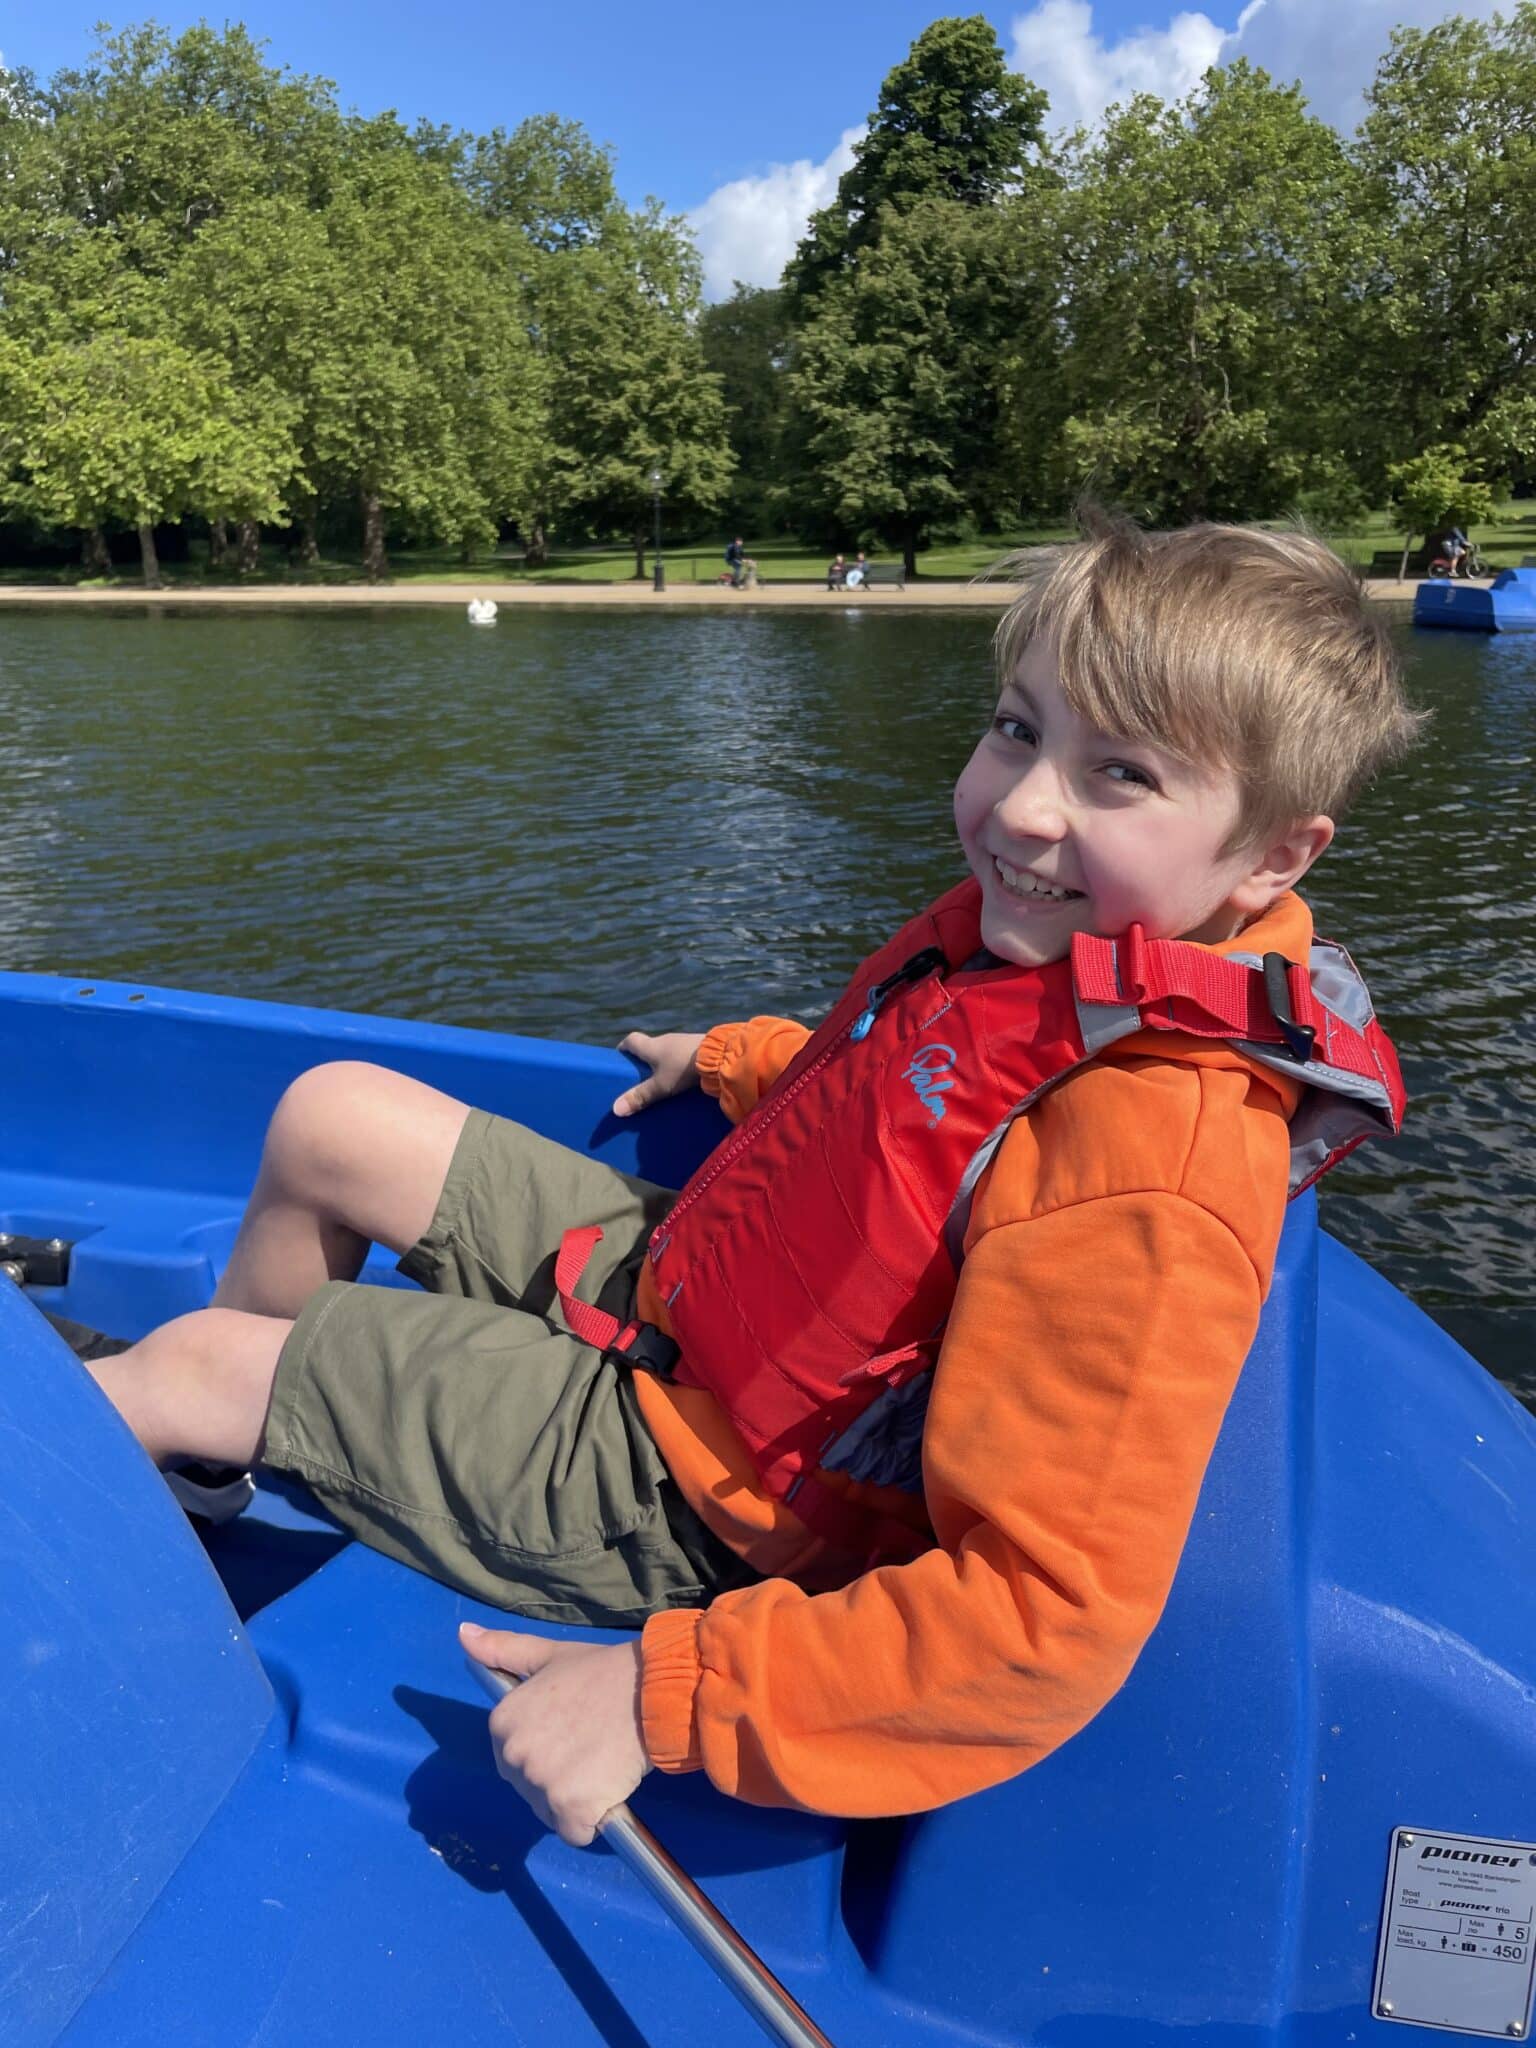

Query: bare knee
left=263, top=1061, right=400, bottom=1210
left=96, top=1306, right=290, bottom=1467
left=258, top=1059, right=469, bottom=1253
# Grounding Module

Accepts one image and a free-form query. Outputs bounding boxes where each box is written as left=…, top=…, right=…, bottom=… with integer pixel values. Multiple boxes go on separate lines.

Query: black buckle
left=608, top=1323, right=680, bottom=1380
left=1262, top=954, right=1316, bottom=1064
left=0, top=1232, right=73, bottom=1287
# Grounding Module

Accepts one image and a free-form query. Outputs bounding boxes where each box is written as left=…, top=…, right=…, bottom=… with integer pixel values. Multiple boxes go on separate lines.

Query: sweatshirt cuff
left=640, top=1608, right=706, bottom=1773
left=694, top=1023, right=744, bottom=1101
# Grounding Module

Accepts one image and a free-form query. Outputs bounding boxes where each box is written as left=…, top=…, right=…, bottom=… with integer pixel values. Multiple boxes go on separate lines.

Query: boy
left=85, top=516, right=1418, bottom=1849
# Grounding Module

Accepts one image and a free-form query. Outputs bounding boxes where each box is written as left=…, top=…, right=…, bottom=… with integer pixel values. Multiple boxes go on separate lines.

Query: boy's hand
left=459, top=1622, right=651, bottom=1847
left=612, top=1030, right=705, bottom=1117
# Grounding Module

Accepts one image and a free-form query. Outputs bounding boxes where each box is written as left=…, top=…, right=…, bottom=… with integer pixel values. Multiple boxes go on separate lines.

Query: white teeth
left=994, top=857, right=1079, bottom=903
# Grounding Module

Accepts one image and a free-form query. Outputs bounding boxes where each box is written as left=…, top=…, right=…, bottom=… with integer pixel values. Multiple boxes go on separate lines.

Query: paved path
left=0, top=576, right=1446, bottom=611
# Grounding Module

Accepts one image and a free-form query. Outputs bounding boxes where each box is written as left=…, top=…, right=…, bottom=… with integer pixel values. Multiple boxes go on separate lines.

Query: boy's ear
left=1230, top=815, right=1335, bottom=915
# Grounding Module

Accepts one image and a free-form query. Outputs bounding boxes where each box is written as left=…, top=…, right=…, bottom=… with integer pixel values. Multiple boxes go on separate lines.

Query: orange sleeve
left=696, top=1017, right=812, bottom=1124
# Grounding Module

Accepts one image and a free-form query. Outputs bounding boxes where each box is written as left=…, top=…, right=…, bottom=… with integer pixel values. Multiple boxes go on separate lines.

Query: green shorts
left=263, top=1109, right=756, bottom=1626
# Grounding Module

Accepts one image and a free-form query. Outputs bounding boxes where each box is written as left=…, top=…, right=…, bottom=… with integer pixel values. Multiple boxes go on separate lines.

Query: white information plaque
left=1375, top=1827, right=1536, bottom=2037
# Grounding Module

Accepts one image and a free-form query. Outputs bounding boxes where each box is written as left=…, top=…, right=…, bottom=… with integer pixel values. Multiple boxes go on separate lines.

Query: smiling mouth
left=993, top=856, right=1085, bottom=905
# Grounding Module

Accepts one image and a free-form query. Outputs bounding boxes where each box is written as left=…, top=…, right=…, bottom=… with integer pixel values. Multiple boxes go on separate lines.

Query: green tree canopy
left=520, top=199, right=734, bottom=574
left=698, top=286, right=792, bottom=533
left=1387, top=444, right=1497, bottom=575
left=789, top=15, right=1046, bottom=299
left=1354, top=5, right=1536, bottom=488
left=0, top=330, right=291, bottom=582
left=787, top=197, right=1020, bottom=572
left=306, top=118, right=545, bottom=575
left=1041, top=62, right=1365, bottom=523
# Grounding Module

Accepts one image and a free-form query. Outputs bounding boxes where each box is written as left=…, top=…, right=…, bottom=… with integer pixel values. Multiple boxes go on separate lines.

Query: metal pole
left=652, top=488, right=665, bottom=593
left=467, top=1659, right=834, bottom=2048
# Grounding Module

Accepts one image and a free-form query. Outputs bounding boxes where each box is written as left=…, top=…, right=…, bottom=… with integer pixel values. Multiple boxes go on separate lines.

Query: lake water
left=2, top=603, right=1532, bottom=1402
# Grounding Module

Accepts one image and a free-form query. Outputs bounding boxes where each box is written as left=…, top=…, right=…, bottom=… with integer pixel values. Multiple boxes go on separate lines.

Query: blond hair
left=991, top=510, right=1423, bottom=851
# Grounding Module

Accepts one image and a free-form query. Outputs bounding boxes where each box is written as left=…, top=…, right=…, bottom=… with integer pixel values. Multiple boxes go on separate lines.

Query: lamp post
left=650, top=467, right=665, bottom=593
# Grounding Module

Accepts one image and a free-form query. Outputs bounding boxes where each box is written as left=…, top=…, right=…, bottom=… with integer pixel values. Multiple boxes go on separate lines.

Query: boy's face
left=953, top=638, right=1290, bottom=967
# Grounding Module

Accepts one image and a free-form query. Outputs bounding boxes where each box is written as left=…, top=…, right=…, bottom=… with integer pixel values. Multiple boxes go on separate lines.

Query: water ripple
left=0, top=604, right=1530, bottom=1400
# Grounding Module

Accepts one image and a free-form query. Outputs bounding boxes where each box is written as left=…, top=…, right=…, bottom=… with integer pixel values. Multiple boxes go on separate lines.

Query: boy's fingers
left=612, top=1076, right=658, bottom=1118
left=614, top=1032, right=660, bottom=1116
left=459, top=1621, right=557, bottom=1681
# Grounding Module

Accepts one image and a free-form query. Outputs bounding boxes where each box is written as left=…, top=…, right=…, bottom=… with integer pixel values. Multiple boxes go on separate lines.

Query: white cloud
left=687, top=127, right=863, bottom=301
left=1009, top=0, right=1507, bottom=135
left=1010, top=0, right=1229, bottom=131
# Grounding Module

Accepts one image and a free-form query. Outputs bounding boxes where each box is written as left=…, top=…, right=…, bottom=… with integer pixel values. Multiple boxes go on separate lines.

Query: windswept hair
left=990, top=508, right=1424, bottom=851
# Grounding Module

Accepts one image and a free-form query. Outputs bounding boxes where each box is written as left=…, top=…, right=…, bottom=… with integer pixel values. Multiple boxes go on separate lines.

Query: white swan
left=467, top=599, right=499, bottom=625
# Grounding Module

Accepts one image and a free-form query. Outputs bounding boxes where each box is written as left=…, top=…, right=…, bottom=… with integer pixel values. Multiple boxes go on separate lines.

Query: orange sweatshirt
left=634, top=894, right=1312, bottom=1816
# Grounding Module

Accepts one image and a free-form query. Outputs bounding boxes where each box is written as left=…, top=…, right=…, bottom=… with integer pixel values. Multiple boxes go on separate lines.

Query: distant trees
left=1039, top=63, right=1367, bottom=525
left=750, top=6, right=1536, bottom=568
left=783, top=16, right=1048, bottom=573
left=3, top=9, right=1535, bottom=580
left=0, top=24, right=729, bottom=581
left=698, top=286, right=791, bottom=536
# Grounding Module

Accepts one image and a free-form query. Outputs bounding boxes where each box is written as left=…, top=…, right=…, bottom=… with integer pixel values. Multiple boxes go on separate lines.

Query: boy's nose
left=996, top=773, right=1069, bottom=841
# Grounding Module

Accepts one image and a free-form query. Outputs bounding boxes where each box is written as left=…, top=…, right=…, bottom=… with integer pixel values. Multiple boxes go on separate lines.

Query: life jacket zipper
left=850, top=946, right=947, bottom=1041
left=656, top=947, right=948, bottom=1248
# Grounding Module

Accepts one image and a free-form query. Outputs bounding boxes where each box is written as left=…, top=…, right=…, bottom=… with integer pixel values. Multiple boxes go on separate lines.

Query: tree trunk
left=523, top=519, right=548, bottom=569
left=1399, top=533, right=1413, bottom=582
left=360, top=491, right=387, bottom=582
left=237, top=519, right=261, bottom=576
left=633, top=530, right=647, bottom=581
left=295, top=504, right=320, bottom=567
left=138, top=523, right=162, bottom=590
left=903, top=531, right=918, bottom=580
left=209, top=519, right=229, bottom=569
left=82, top=525, right=111, bottom=576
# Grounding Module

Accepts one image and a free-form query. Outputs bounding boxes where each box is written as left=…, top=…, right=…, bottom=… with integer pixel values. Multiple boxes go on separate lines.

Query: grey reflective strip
left=1076, top=992, right=1144, bottom=1055
left=1308, top=939, right=1377, bottom=1032
left=1234, top=1040, right=1396, bottom=1113
left=943, top=1108, right=1027, bottom=1267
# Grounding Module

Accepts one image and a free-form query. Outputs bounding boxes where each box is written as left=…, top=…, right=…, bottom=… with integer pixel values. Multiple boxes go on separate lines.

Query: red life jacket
left=558, top=881, right=1405, bottom=1569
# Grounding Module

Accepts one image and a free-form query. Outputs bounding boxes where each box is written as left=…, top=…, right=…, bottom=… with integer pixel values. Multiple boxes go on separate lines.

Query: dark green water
left=3, top=605, right=1532, bottom=1400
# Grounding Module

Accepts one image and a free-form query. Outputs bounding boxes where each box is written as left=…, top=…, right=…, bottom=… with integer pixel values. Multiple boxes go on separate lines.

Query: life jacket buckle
left=606, top=1323, right=681, bottom=1380
left=1262, top=952, right=1316, bottom=1063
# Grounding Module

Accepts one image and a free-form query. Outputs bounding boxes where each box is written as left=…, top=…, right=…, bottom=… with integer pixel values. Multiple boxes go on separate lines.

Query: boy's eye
left=992, top=715, right=1037, bottom=745
left=1102, top=761, right=1158, bottom=791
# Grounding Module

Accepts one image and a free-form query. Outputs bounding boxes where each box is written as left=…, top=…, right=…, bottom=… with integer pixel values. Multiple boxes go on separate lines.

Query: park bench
left=1366, top=548, right=1432, bottom=579
left=853, top=562, right=906, bottom=590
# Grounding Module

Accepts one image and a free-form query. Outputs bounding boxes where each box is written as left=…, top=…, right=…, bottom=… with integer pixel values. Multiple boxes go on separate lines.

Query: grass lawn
left=4, top=506, right=1531, bottom=589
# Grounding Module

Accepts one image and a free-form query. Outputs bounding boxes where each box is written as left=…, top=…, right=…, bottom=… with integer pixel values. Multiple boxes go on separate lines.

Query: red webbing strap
left=836, top=1340, right=933, bottom=1391
left=1074, top=926, right=1306, bottom=1030
left=556, top=1225, right=641, bottom=1355
left=1071, top=926, right=1387, bottom=1081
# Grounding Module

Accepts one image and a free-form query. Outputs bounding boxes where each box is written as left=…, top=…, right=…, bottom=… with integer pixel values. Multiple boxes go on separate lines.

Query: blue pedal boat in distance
left=1413, top=565, right=1536, bottom=630
left=2, top=969, right=1534, bottom=2048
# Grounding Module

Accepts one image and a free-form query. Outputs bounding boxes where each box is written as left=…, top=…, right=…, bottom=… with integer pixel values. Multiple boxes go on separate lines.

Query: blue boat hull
left=2, top=971, right=1533, bottom=2047
left=1414, top=565, right=1536, bottom=630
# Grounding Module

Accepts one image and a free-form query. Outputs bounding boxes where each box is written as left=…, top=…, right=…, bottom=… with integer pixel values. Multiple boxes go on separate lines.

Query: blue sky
left=3, top=2, right=1495, bottom=295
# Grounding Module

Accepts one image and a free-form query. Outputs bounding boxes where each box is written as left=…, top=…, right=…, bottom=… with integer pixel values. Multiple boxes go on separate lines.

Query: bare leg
left=88, top=1308, right=290, bottom=1468
left=213, top=1061, right=472, bottom=1319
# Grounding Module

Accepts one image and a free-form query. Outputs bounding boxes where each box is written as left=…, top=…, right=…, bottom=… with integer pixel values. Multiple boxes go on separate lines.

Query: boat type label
left=1375, top=1827, right=1536, bottom=2036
